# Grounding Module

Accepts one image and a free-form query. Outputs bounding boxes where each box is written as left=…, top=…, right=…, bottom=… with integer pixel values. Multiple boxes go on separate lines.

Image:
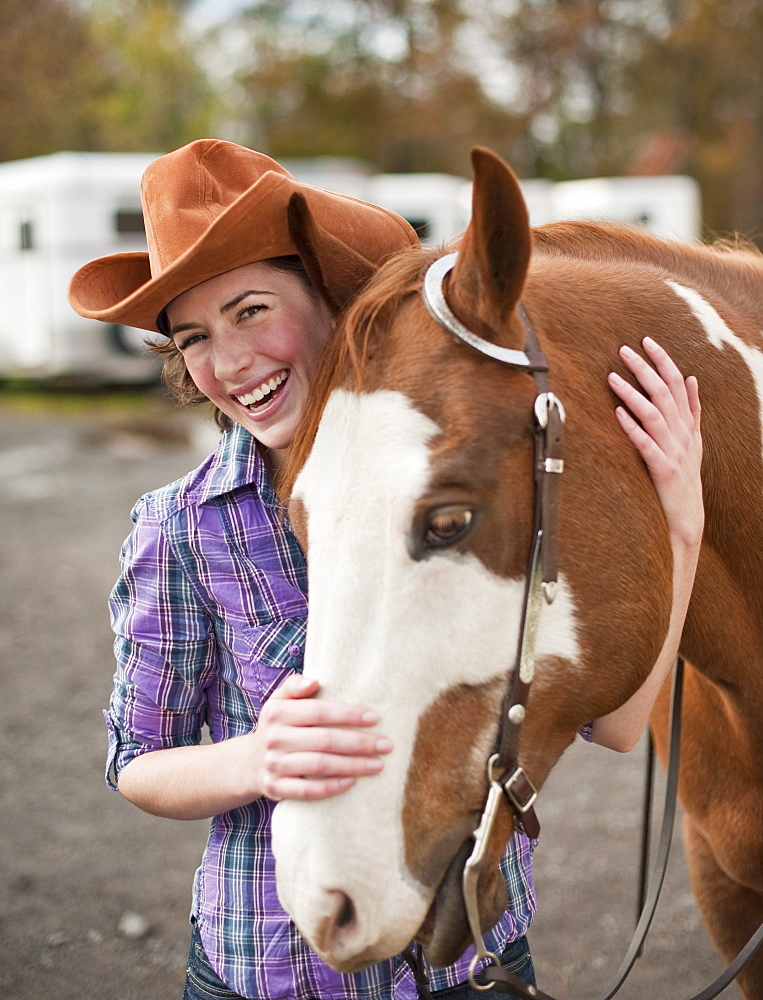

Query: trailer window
left=115, top=209, right=145, bottom=234
left=20, top=220, right=34, bottom=251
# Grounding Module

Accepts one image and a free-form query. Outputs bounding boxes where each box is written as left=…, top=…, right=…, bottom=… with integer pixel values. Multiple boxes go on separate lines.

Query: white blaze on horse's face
left=271, top=387, right=580, bottom=971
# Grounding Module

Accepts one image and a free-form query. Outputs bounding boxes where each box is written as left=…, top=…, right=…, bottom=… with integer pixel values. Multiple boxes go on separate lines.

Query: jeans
left=182, top=919, right=536, bottom=1000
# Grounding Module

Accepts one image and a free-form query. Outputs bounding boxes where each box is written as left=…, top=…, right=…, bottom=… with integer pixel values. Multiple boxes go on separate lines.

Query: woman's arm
left=591, top=337, right=704, bottom=752
left=117, top=675, right=392, bottom=820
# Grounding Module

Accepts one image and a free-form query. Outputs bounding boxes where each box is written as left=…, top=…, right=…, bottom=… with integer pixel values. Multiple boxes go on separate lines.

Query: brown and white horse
left=270, top=148, right=763, bottom=998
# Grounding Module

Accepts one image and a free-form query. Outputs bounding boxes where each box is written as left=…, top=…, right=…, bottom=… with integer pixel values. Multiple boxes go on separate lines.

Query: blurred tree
left=231, top=0, right=530, bottom=176
left=227, top=0, right=763, bottom=240
left=0, top=0, right=219, bottom=162
left=84, top=0, right=218, bottom=152
left=495, top=0, right=763, bottom=239
left=633, top=0, right=763, bottom=240
left=0, top=0, right=106, bottom=160
left=4, top=0, right=760, bottom=239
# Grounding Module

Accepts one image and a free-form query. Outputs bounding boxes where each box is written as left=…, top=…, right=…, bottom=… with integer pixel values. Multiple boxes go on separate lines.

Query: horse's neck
left=533, top=222, right=763, bottom=317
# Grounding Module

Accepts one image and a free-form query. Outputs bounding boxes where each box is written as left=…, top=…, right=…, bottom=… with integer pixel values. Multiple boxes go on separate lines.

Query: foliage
left=224, top=0, right=763, bottom=239
left=0, top=0, right=219, bottom=161
left=230, top=0, right=531, bottom=175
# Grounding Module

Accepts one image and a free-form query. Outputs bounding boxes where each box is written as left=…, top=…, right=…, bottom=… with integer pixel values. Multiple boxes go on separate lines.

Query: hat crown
left=141, top=140, right=293, bottom=274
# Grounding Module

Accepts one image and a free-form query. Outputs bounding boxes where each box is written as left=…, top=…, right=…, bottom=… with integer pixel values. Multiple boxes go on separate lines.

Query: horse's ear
left=287, top=192, right=376, bottom=314
left=450, top=147, right=531, bottom=332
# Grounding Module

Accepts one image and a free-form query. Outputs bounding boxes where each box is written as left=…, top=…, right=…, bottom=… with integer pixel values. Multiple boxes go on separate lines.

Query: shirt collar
left=195, top=423, right=279, bottom=506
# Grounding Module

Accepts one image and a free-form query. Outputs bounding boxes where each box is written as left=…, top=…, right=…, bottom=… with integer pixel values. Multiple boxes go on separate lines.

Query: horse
left=270, top=147, right=763, bottom=999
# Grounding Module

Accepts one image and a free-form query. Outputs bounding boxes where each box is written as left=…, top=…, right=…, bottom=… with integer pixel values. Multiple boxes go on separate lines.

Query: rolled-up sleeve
left=105, top=496, right=216, bottom=789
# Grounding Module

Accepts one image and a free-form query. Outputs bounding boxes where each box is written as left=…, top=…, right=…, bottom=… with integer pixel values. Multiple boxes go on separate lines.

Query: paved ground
left=0, top=394, right=741, bottom=1000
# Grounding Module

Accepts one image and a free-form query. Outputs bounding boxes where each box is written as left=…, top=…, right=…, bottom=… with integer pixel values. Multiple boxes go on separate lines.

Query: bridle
left=423, top=251, right=564, bottom=990
left=418, top=251, right=763, bottom=1000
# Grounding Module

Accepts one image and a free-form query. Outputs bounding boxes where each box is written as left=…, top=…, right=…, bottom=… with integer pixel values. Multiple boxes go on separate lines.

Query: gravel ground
left=0, top=395, right=741, bottom=1000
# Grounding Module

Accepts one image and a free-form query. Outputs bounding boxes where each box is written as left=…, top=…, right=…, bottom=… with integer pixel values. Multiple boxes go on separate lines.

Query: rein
left=420, top=252, right=763, bottom=1000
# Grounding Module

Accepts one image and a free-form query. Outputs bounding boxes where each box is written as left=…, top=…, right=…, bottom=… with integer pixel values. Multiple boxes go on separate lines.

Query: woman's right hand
left=246, top=675, right=393, bottom=802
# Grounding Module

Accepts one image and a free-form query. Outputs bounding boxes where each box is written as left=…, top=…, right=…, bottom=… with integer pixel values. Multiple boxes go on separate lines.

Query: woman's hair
left=149, top=255, right=319, bottom=430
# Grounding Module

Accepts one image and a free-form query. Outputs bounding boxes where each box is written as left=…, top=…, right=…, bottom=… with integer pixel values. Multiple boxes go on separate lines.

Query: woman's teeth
left=235, top=370, right=288, bottom=408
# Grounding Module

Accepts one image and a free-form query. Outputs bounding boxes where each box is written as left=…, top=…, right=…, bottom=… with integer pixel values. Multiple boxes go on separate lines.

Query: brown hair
left=149, top=256, right=320, bottom=431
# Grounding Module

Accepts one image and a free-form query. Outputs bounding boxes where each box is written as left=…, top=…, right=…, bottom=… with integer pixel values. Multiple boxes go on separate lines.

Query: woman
left=69, top=139, right=703, bottom=1000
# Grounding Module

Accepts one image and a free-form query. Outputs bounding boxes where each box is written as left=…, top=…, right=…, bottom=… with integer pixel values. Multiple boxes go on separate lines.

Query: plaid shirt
left=106, top=423, right=536, bottom=1000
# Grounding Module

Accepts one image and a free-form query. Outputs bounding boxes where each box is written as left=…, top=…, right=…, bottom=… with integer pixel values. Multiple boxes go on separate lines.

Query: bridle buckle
left=502, top=766, right=538, bottom=815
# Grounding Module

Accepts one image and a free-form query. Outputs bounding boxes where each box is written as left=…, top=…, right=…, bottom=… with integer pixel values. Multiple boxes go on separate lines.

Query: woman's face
left=165, top=262, right=333, bottom=470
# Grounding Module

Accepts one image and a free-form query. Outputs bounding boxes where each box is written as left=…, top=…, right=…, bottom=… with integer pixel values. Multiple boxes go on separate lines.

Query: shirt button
left=288, top=643, right=302, bottom=658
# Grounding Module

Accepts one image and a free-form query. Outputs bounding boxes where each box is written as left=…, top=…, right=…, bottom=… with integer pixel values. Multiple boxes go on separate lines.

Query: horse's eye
left=424, top=508, right=473, bottom=548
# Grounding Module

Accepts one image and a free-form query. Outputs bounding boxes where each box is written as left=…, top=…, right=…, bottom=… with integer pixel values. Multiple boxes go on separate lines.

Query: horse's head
left=271, top=149, right=673, bottom=971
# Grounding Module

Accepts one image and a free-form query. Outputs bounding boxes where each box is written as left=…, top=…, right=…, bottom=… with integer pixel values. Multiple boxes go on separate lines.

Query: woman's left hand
left=608, top=336, right=704, bottom=549
left=592, top=337, right=703, bottom=752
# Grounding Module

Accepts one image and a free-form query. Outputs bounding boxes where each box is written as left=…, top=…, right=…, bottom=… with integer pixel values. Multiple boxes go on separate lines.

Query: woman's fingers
left=609, top=339, right=698, bottom=462
left=264, top=775, right=357, bottom=801
left=267, top=675, right=380, bottom=728
left=641, top=336, right=694, bottom=421
left=257, top=675, right=393, bottom=802
left=610, top=337, right=704, bottom=548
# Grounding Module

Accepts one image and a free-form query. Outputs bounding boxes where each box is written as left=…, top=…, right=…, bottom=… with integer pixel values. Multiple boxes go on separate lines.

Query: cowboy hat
left=68, top=139, right=419, bottom=334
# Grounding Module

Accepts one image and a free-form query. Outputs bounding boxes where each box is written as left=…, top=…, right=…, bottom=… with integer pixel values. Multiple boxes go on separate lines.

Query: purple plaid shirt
left=106, top=423, right=536, bottom=1000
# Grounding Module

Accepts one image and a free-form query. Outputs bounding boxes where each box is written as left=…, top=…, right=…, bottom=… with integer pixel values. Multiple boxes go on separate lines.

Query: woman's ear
left=288, top=192, right=376, bottom=314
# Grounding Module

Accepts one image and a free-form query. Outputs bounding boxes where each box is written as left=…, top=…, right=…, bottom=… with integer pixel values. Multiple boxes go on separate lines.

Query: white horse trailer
left=0, top=150, right=701, bottom=384
left=0, top=151, right=163, bottom=384
left=284, top=159, right=700, bottom=245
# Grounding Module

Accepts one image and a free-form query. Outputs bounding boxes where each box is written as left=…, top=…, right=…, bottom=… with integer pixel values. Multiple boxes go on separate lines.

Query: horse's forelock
left=278, top=245, right=443, bottom=499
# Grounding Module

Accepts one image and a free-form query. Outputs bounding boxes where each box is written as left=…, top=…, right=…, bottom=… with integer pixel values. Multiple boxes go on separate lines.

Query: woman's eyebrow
left=168, top=320, right=200, bottom=338
left=221, top=289, right=276, bottom=314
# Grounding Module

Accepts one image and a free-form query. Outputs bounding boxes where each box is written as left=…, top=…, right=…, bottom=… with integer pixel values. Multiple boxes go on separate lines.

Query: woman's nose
left=213, top=331, right=253, bottom=383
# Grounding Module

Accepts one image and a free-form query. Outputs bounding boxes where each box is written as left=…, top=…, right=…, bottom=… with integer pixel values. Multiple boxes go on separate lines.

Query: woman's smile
left=232, top=368, right=290, bottom=418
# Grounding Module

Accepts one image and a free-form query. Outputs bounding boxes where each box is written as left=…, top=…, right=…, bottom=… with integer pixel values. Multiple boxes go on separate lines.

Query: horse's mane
left=278, top=221, right=763, bottom=500
left=279, top=244, right=442, bottom=499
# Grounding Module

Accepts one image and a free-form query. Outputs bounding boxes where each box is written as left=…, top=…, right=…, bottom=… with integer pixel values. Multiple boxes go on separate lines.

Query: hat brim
left=68, top=172, right=416, bottom=333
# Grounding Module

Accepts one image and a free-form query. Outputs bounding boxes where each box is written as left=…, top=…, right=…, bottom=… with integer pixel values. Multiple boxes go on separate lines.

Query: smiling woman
left=66, top=140, right=703, bottom=1000
left=161, top=260, right=333, bottom=471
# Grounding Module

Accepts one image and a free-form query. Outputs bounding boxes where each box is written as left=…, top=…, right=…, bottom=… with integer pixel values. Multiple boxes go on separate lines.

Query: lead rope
left=402, top=943, right=433, bottom=1000
left=478, top=656, right=763, bottom=999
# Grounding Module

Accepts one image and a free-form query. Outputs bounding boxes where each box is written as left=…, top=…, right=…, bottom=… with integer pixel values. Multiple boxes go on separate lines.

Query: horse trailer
left=0, top=151, right=163, bottom=384
left=0, top=150, right=700, bottom=384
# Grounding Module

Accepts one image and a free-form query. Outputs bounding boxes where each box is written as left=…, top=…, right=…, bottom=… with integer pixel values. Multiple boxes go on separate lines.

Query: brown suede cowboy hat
left=68, top=139, right=418, bottom=334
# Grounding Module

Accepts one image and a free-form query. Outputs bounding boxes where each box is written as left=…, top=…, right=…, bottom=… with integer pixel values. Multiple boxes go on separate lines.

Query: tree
left=230, top=0, right=530, bottom=176
left=84, top=0, right=219, bottom=153
left=0, top=0, right=220, bottom=162
left=0, top=0, right=107, bottom=160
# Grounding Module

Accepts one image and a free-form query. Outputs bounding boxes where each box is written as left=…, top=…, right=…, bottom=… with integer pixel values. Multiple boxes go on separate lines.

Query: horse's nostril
left=335, top=892, right=356, bottom=929
left=316, top=890, right=360, bottom=955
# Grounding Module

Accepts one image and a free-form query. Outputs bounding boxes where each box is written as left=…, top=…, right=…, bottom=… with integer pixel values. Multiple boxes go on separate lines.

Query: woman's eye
left=177, top=332, right=204, bottom=351
left=239, top=304, right=265, bottom=320
left=424, top=508, right=473, bottom=548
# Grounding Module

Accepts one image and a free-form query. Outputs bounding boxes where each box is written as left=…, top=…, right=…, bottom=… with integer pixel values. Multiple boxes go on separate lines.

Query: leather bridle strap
left=423, top=252, right=565, bottom=846
left=423, top=252, right=561, bottom=988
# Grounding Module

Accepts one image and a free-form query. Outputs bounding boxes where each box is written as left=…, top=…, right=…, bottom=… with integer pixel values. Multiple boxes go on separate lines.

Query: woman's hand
left=250, top=675, right=392, bottom=802
left=593, top=337, right=703, bottom=752
left=117, top=676, right=391, bottom=819
left=608, top=336, right=704, bottom=549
